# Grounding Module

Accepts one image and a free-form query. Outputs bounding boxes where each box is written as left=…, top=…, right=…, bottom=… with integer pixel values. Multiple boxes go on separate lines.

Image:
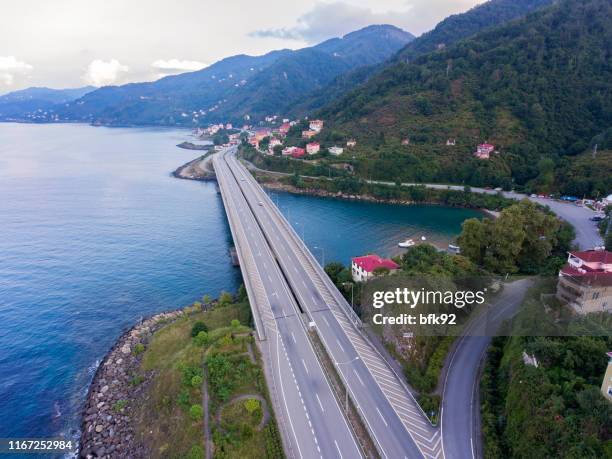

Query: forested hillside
left=317, top=0, right=612, bottom=193
left=46, top=25, right=412, bottom=126
left=290, top=0, right=553, bottom=118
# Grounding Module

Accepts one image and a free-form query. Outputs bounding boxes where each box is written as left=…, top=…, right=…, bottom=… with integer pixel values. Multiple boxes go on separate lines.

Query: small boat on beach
left=398, top=238, right=415, bottom=248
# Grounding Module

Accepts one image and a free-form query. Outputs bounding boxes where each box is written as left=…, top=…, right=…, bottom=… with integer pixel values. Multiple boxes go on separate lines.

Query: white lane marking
left=291, top=332, right=297, bottom=344
left=301, top=358, right=309, bottom=374
left=322, top=316, right=330, bottom=327
left=315, top=393, right=325, bottom=413
left=335, top=339, right=345, bottom=353
left=353, top=369, right=365, bottom=387
left=376, top=407, right=389, bottom=427
left=334, top=440, right=344, bottom=459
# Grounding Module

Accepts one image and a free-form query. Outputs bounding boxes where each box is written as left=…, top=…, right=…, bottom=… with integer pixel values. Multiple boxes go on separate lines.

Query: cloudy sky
left=0, top=0, right=479, bottom=94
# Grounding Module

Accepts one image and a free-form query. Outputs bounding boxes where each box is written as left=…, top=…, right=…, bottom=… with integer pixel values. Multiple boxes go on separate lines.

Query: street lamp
left=342, top=282, right=354, bottom=309
left=294, top=221, right=305, bottom=242
left=335, top=356, right=360, bottom=413
left=313, top=246, right=325, bottom=266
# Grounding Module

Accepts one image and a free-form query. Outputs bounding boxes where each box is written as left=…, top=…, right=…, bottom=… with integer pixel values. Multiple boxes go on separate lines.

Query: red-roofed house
left=278, top=122, right=291, bottom=136
left=291, top=147, right=305, bottom=158
left=474, top=143, right=495, bottom=159
left=351, top=254, right=399, bottom=282
left=306, top=142, right=320, bottom=155
left=309, top=119, right=324, bottom=132
left=302, top=130, right=317, bottom=139
left=556, top=249, right=612, bottom=314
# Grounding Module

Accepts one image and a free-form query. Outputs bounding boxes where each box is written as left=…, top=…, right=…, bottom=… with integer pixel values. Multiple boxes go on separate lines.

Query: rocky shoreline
left=172, top=154, right=216, bottom=181
left=79, top=309, right=185, bottom=458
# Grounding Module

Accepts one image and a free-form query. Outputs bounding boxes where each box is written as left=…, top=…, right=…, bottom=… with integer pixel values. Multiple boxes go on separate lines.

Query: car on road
left=258, top=201, right=263, bottom=206
left=590, top=216, right=603, bottom=222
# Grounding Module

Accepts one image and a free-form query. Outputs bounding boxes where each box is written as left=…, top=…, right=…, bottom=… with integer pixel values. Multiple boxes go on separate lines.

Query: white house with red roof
left=556, top=249, right=612, bottom=314
left=602, top=352, right=612, bottom=401
left=306, top=142, right=320, bottom=155
left=474, top=143, right=495, bottom=159
left=309, top=119, right=324, bottom=132
left=351, top=254, right=400, bottom=282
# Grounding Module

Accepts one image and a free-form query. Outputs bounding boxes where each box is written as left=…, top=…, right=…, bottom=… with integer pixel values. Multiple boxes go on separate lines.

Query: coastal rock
left=79, top=307, right=189, bottom=458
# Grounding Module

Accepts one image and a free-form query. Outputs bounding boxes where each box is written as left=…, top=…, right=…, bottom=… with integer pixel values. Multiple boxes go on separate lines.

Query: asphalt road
left=214, top=154, right=362, bottom=459
left=223, top=149, right=437, bottom=459
left=440, top=278, right=533, bottom=459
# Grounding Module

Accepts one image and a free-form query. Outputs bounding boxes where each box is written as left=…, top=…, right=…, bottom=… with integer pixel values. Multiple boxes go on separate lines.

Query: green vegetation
left=482, top=334, right=611, bottom=456
left=130, top=291, right=282, bottom=459
left=458, top=200, right=574, bottom=274
left=317, top=0, right=612, bottom=193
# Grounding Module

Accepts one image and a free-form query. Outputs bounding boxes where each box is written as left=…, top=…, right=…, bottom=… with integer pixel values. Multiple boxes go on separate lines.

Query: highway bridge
left=214, top=146, right=444, bottom=459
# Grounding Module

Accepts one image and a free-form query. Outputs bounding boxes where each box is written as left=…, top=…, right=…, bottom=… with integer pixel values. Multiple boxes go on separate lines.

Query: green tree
left=457, top=218, right=487, bottom=265
left=194, top=331, right=209, bottom=346
left=324, top=262, right=345, bottom=283
left=231, top=319, right=240, bottom=329
left=202, top=294, right=211, bottom=305
left=191, top=321, right=208, bottom=337
left=191, top=375, right=203, bottom=388
left=189, top=404, right=203, bottom=421
left=219, top=291, right=233, bottom=306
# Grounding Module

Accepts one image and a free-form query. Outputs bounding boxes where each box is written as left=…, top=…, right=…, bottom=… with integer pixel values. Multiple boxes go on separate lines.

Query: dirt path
left=202, top=368, right=212, bottom=459
left=215, top=394, right=270, bottom=432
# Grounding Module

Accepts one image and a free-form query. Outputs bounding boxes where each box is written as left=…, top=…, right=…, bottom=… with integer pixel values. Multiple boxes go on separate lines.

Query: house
left=474, top=143, right=495, bottom=159
left=556, top=249, right=612, bottom=314
left=225, top=123, right=233, bottom=130
left=446, top=138, right=456, bottom=146
left=281, top=146, right=305, bottom=158
left=306, top=142, right=320, bottom=155
left=401, top=138, right=410, bottom=145
left=309, top=119, right=324, bottom=132
left=291, top=148, right=306, bottom=158
left=603, top=194, right=612, bottom=207
left=346, top=139, right=357, bottom=148
left=302, top=130, right=317, bottom=139
left=254, top=129, right=272, bottom=142
left=278, top=123, right=291, bottom=136
left=602, top=352, right=612, bottom=401
left=269, top=137, right=282, bottom=148
left=351, top=254, right=400, bottom=282
left=328, top=146, right=344, bottom=156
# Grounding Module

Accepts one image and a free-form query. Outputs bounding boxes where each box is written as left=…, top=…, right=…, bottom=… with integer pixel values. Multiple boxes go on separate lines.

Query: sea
left=0, top=123, right=482, bottom=449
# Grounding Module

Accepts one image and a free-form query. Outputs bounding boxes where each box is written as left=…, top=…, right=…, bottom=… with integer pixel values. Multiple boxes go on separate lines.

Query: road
left=241, top=159, right=602, bottom=250
left=214, top=153, right=362, bottom=459
left=440, top=278, right=533, bottom=459
left=223, top=148, right=443, bottom=459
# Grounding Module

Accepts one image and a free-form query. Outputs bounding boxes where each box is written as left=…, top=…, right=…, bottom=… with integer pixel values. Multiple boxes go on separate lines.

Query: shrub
left=231, top=319, right=240, bottom=329
left=219, top=291, right=233, bottom=306
left=193, top=331, right=209, bottom=346
left=193, top=301, right=202, bottom=312
left=189, top=404, right=203, bottom=421
left=191, top=321, right=208, bottom=337
left=177, top=389, right=190, bottom=408
left=187, top=444, right=204, bottom=459
left=129, top=375, right=145, bottom=386
left=244, top=398, right=260, bottom=414
left=133, top=343, right=145, bottom=355
left=191, top=375, right=203, bottom=388
left=112, top=400, right=128, bottom=412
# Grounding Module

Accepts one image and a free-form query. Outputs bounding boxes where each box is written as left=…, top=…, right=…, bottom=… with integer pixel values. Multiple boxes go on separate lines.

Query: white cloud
left=250, top=0, right=477, bottom=43
left=83, top=59, right=128, bottom=86
left=0, top=56, right=33, bottom=86
left=152, top=58, right=207, bottom=72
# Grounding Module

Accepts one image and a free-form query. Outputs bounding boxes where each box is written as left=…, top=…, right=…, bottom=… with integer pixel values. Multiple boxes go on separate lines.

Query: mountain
left=52, top=25, right=413, bottom=126
left=393, top=0, right=554, bottom=63
left=0, top=86, right=95, bottom=121
left=290, top=0, right=554, bottom=117
left=316, top=0, right=612, bottom=192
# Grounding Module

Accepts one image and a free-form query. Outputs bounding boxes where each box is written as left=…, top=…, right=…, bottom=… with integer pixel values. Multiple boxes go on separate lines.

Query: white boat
left=448, top=243, right=461, bottom=252
left=398, top=238, right=415, bottom=248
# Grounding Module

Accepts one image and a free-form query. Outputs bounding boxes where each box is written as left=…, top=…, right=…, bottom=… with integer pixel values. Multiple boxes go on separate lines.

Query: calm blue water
left=0, top=123, right=481, bottom=446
